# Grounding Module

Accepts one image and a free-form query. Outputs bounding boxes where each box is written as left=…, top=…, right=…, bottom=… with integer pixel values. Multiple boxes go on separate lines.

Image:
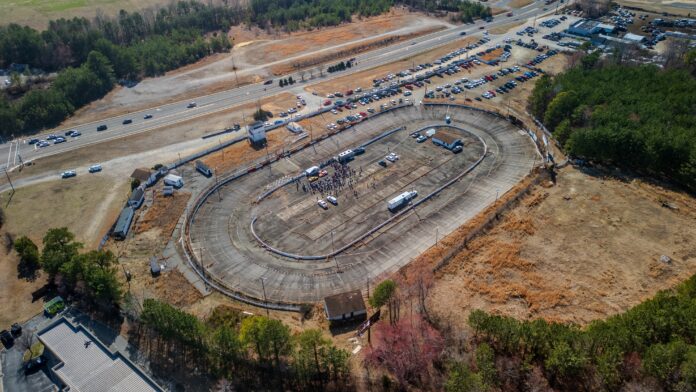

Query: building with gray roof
left=38, top=317, right=163, bottom=392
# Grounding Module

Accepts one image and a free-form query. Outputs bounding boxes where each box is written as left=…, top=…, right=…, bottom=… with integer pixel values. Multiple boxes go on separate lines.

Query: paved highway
left=1, top=0, right=551, bottom=171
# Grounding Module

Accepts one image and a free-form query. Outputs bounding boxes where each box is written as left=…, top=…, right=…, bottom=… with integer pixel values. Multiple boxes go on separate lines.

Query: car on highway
left=317, top=199, right=329, bottom=210
left=187, top=102, right=197, bottom=108
left=61, top=170, right=76, bottom=179
left=97, top=124, right=107, bottom=131
left=47, top=134, right=58, bottom=140
left=64, top=130, right=77, bottom=136
left=264, top=79, right=273, bottom=85
left=144, top=114, right=153, bottom=119
left=459, top=31, right=467, bottom=36
left=37, top=141, right=50, bottom=148
left=122, top=119, right=133, bottom=125
left=28, top=138, right=39, bottom=144
left=88, top=164, right=102, bottom=173
left=326, top=195, right=338, bottom=205
left=53, top=137, right=66, bottom=144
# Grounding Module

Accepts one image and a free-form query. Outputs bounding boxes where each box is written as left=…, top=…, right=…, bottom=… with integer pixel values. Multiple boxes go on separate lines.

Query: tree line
left=462, top=274, right=696, bottom=391
left=398, top=0, right=492, bottom=23
left=13, top=228, right=122, bottom=310
left=529, top=62, right=696, bottom=192
left=135, top=299, right=351, bottom=390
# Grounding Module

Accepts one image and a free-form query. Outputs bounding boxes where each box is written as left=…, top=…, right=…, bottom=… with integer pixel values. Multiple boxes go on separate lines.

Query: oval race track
left=184, top=104, right=539, bottom=304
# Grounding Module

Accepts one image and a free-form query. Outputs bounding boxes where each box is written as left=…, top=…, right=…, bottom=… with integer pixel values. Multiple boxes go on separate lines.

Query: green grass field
left=0, top=0, right=170, bottom=29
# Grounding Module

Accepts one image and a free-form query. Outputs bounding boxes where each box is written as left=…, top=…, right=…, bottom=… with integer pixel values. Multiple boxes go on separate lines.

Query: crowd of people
left=295, top=162, right=363, bottom=198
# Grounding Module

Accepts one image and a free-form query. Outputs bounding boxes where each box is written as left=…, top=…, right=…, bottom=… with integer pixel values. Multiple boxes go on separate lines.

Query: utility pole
left=261, top=278, right=269, bottom=317
left=4, top=168, right=14, bottom=192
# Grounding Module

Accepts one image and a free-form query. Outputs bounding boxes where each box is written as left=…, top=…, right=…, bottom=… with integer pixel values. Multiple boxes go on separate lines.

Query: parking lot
left=186, top=104, right=538, bottom=303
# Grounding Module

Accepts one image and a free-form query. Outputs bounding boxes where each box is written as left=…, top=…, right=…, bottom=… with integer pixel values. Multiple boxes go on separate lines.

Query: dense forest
left=462, top=274, right=696, bottom=391
left=529, top=63, right=696, bottom=192
left=134, top=299, right=351, bottom=391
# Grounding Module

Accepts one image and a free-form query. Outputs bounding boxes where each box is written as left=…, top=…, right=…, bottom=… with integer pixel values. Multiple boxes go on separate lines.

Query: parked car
left=378, top=160, right=388, bottom=167
left=317, top=199, right=328, bottom=210
left=416, top=135, right=427, bottom=143
left=326, top=195, right=338, bottom=205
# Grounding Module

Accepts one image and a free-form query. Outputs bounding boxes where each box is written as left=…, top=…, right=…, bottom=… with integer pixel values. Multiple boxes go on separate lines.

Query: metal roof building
left=324, top=290, right=367, bottom=323
left=112, top=206, right=135, bottom=240
left=567, top=19, right=615, bottom=36
left=38, top=317, right=163, bottom=392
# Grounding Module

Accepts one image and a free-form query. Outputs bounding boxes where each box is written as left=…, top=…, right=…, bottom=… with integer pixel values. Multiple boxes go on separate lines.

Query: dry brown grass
left=428, top=166, right=696, bottom=327
left=269, top=27, right=443, bottom=76
left=134, top=192, right=190, bottom=239
left=508, top=0, right=534, bottom=8
left=306, top=37, right=479, bottom=95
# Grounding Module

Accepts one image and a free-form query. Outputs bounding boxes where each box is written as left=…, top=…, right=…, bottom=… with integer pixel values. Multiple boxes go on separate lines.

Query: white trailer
left=164, top=174, right=184, bottom=188
left=387, top=190, right=418, bottom=212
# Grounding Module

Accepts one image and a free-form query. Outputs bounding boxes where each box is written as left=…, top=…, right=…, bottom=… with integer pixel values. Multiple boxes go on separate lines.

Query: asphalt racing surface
left=1, top=0, right=551, bottom=171
left=185, top=105, right=538, bottom=303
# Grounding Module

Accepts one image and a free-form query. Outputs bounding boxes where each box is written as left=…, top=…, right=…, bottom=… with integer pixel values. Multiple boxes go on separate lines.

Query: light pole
left=260, top=278, right=269, bottom=317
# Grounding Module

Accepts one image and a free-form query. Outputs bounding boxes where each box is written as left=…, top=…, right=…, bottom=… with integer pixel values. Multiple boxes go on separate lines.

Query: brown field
left=508, top=0, right=535, bottom=8
left=268, top=26, right=444, bottom=76
left=0, top=0, right=171, bottom=29
left=306, top=37, right=479, bottom=96
left=427, top=166, right=696, bottom=327
left=0, top=174, right=129, bottom=326
left=0, top=174, right=128, bottom=247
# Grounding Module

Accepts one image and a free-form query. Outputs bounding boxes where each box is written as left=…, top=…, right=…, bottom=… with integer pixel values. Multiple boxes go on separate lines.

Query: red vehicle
left=323, top=99, right=332, bottom=106
left=404, top=85, right=413, bottom=90
left=359, top=112, right=368, bottom=117
left=346, top=89, right=354, bottom=96
left=344, top=104, right=351, bottom=109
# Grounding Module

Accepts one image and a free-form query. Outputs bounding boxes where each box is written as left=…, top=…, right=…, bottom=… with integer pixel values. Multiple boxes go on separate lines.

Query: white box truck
left=164, top=174, right=184, bottom=188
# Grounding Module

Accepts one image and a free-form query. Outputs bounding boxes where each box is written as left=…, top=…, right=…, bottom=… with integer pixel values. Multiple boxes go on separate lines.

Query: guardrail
left=423, top=102, right=547, bottom=161
left=248, top=122, right=488, bottom=260
left=178, top=104, right=415, bottom=310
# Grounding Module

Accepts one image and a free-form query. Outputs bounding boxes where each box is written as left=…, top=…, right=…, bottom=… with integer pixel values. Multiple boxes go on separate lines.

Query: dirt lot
left=508, top=0, right=534, bottom=8
left=306, top=37, right=479, bottom=96
left=428, top=166, right=696, bottom=327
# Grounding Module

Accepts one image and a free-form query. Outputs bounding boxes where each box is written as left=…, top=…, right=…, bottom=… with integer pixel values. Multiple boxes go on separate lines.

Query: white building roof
left=623, top=33, right=645, bottom=42
left=39, top=319, right=163, bottom=392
